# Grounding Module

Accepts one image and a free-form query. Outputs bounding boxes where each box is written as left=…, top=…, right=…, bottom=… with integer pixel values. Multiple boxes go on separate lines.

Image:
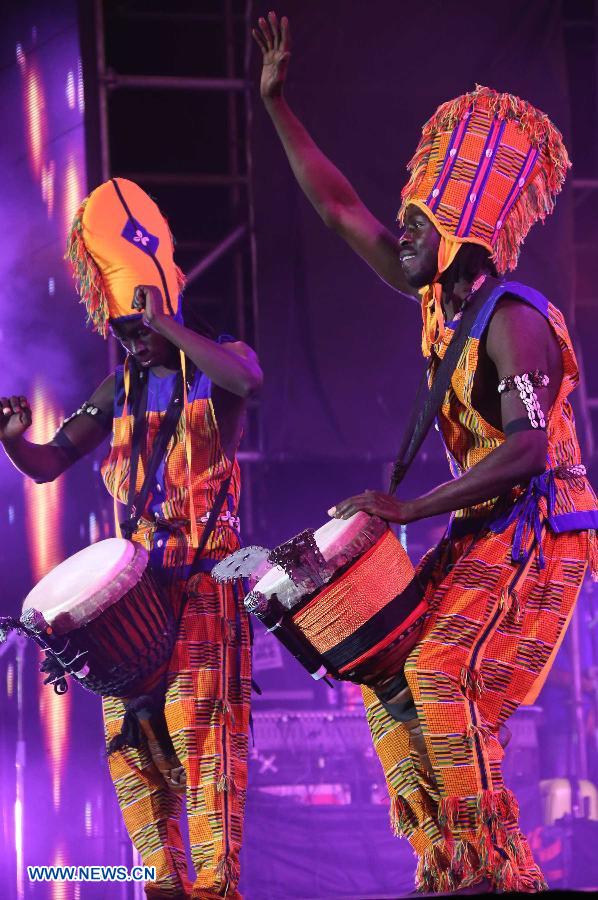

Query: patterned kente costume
left=362, top=87, right=598, bottom=893
left=101, top=362, right=250, bottom=900
left=67, top=178, right=251, bottom=899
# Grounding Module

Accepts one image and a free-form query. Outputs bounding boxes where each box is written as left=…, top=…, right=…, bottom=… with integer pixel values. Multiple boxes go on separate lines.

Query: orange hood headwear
left=66, top=177, right=186, bottom=336
left=398, top=85, right=571, bottom=355
left=65, top=179, right=203, bottom=547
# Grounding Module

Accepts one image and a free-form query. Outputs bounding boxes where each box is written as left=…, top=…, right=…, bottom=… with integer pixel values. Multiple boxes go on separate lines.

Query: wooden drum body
left=17, top=538, right=177, bottom=697
left=214, top=513, right=425, bottom=686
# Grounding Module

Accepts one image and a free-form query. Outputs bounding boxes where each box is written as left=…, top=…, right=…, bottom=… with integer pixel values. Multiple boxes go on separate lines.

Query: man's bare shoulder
left=488, top=294, right=551, bottom=342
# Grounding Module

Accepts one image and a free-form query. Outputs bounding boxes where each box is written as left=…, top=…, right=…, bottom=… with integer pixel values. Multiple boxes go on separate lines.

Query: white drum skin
left=254, top=512, right=374, bottom=601
left=23, top=538, right=148, bottom=635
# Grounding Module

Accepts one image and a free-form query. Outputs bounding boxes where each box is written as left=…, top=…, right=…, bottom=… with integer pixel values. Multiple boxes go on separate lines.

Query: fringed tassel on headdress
left=65, top=199, right=111, bottom=337
left=161, top=210, right=187, bottom=298
left=399, top=84, right=571, bottom=275
left=175, top=262, right=186, bottom=296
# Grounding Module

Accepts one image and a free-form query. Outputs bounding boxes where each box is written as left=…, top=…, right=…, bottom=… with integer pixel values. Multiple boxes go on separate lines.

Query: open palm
left=252, top=12, right=291, bottom=99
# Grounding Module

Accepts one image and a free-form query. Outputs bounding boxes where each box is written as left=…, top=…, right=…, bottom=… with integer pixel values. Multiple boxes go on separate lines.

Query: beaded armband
left=498, top=370, right=549, bottom=430
left=59, top=400, right=112, bottom=432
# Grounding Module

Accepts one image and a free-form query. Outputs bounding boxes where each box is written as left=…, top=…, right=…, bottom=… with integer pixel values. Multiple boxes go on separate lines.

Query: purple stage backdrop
left=0, top=3, right=120, bottom=899
left=253, top=0, right=574, bottom=463
left=1, top=1, right=597, bottom=899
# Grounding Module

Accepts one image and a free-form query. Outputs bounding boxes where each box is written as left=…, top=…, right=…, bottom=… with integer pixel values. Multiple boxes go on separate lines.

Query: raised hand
left=132, top=284, right=166, bottom=329
left=0, top=395, right=32, bottom=443
left=252, top=11, right=291, bottom=100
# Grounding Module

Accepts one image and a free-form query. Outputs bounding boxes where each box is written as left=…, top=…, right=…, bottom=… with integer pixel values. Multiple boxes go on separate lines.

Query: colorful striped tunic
left=363, top=282, right=597, bottom=894
left=101, top=353, right=242, bottom=571
left=100, top=348, right=250, bottom=900
left=429, top=281, right=598, bottom=534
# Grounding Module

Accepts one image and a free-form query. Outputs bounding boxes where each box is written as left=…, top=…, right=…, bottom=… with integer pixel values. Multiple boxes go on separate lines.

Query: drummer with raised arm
left=253, top=11, right=598, bottom=895
left=0, top=178, right=262, bottom=900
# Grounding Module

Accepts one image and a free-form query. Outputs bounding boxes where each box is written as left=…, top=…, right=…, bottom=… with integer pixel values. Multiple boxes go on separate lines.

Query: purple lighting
left=1, top=1, right=598, bottom=898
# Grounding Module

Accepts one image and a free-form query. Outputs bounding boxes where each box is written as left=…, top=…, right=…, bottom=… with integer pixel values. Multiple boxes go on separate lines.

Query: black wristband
left=51, top=428, right=83, bottom=463
left=504, top=416, right=544, bottom=436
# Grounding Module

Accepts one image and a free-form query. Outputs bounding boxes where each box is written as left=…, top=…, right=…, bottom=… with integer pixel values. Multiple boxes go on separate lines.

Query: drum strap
left=121, top=370, right=183, bottom=539
left=389, top=277, right=498, bottom=493
left=121, top=360, right=234, bottom=569
left=186, top=473, right=234, bottom=580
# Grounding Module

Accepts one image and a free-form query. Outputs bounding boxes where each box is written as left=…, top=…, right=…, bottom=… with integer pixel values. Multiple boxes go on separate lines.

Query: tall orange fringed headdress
left=398, top=85, right=571, bottom=356
left=66, top=178, right=201, bottom=547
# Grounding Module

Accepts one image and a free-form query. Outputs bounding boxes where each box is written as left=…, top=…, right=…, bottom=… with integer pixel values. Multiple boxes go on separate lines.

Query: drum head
left=313, top=511, right=374, bottom=560
left=253, top=512, right=382, bottom=600
left=22, top=538, right=148, bottom=634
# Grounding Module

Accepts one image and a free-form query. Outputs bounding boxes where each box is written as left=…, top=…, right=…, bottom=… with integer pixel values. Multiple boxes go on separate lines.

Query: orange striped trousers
left=363, top=522, right=592, bottom=893
left=103, top=572, right=251, bottom=899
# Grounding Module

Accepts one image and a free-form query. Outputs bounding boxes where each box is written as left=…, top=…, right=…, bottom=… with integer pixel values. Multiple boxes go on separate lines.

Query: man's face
left=110, top=317, right=175, bottom=369
left=398, top=205, right=441, bottom=288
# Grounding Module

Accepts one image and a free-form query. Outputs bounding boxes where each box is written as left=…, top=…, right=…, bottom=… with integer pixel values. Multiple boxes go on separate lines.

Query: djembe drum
left=213, top=512, right=424, bottom=688
left=0, top=538, right=185, bottom=792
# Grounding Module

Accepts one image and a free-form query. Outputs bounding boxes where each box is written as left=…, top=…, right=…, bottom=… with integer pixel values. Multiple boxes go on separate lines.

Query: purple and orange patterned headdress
left=399, top=85, right=571, bottom=355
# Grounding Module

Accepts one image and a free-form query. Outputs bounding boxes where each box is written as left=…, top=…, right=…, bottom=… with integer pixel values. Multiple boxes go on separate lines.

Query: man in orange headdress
left=253, top=12, right=597, bottom=894
left=1, top=177, right=262, bottom=899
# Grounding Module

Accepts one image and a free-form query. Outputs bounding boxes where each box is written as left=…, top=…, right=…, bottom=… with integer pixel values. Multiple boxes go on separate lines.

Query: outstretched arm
left=330, top=301, right=561, bottom=522
left=253, top=12, right=416, bottom=299
left=1, top=374, right=114, bottom=483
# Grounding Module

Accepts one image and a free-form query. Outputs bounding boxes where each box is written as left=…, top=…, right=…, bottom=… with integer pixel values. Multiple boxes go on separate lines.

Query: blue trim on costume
left=449, top=503, right=598, bottom=544
left=489, top=470, right=597, bottom=565
left=438, top=282, right=550, bottom=336
left=470, top=281, right=550, bottom=340
left=548, top=510, right=598, bottom=533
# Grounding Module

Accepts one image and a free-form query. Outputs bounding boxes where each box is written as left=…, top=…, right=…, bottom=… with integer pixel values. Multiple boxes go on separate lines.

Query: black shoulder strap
left=389, top=278, right=500, bottom=493
left=186, top=472, right=234, bottom=579
left=120, top=365, right=234, bottom=573
left=121, top=371, right=184, bottom=539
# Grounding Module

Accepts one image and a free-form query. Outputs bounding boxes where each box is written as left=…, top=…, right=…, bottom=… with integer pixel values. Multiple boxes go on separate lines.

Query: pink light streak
left=23, top=382, right=71, bottom=812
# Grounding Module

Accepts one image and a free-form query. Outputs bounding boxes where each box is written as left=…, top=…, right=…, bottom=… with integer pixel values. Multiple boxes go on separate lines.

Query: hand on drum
left=328, top=490, right=415, bottom=524
left=0, top=395, right=32, bottom=442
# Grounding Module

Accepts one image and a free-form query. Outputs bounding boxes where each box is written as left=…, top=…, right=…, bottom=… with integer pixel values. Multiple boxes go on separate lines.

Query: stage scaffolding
left=560, top=2, right=598, bottom=796
left=563, top=3, right=598, bottom=464
left=82, top=0, right=263, bottom=538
